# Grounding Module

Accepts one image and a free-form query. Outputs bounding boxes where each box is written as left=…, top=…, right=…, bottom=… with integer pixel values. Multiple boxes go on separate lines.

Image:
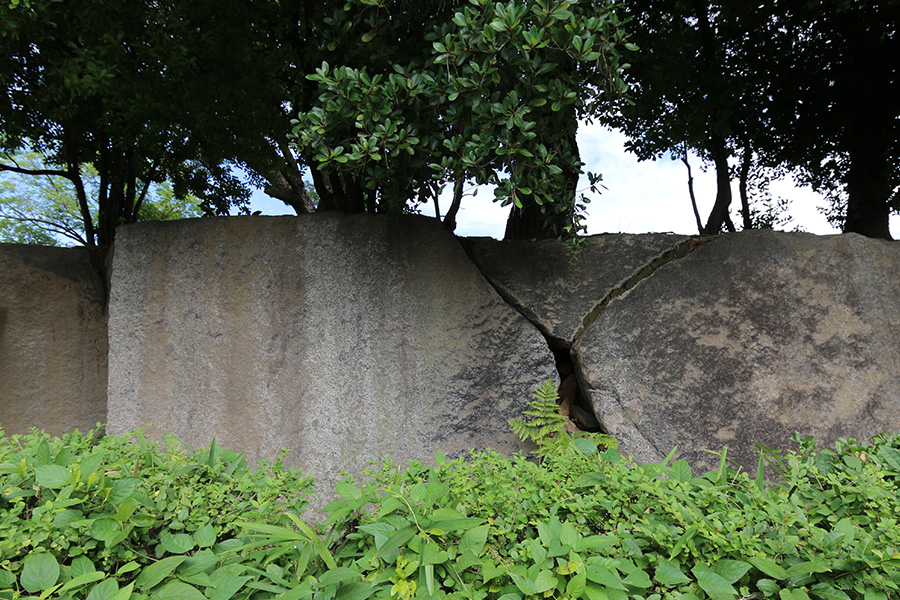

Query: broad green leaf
left=810, top=583, right=852, bottom=600
left=831, top=518, right=856, bottom=545
left=712, top=560, right=752, bottom=584
left=784, top=561, right=832, bottom=578
left=318, top=568, right=362, bottom=587
left=654, top=558, right=691, bottom=585
left=35, top=464, right=72, bottom=488
left=206, top=576, right=251, bottom=600
left=135, top=556, right=188, bottom=590
left=748, top=556, right=788, bottom=580
left=876, top=446, right=900, bottom=471
left=109, top=582, right=135, bottom=600
left=460, top=525, right=490, bottom=558
left=574, top=438, right=598, bottom=455
left=116, top=561, right=140, bottom=576
left=57, top=571, right=107, bottom=595
left=575, top=472, right=607, bottom=487
left=565, top=570, right=587, bottom=598
left=586, top=566, right=627, bottom=590
left=622, top=568, right=652, bottom=589
left=52, top=509, right=83, bottom=528
left=85, top=578, right=119, bottom=600
left=335, top=481, right=363, bottom=502
left=20, top=553, right=60, bottom=593
left=780, top=590, right=811, bottom=600
left=669, top=459, right=692, bottom=482
left=70, top=556, right=97, bottom=577
left=154, top=580, right=207, bottom=600
left=335, top=580, right=376, bottom=600
left=160, top=533, right=195, bottom=555
left=179, top=551, right=219, bottom=576
left=376, top=525, right=417, bottom=557
left=510, top=570, right=557, bottom=595
left=107, top=478, right=140, bottom=504
left=481, top=560, right=506, bottom=584
left=193, top=524, right=217, bottom=548
left=693, top=567, right=737, bottom=600
left=0, top=570, right=15, bottom=588
left=420, top=541, right=448, bottom=565
left=113, top=497, right=138, bottom=523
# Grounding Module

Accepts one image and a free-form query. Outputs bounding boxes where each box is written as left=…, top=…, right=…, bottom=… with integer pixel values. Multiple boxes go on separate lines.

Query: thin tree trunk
left=701, top=135, right=733, bottom=235
left=738, top=148, right=752, bottom=229
left=681, top=144, right=703, bottom=235
left=443, top=178, right=463, bottom=232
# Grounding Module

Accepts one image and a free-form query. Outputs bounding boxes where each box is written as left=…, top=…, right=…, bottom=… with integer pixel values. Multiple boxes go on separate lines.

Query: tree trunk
left=504, top=108, right=580, bottom=240
left=701, top=135, right=733, bottom=235
left=840, top=11, right=893, bottom=240
left=738, top=148, right=752, bottom=230
left=681, top=145, right=703, bottom=235
left=844, top=114, right=892, bottom=239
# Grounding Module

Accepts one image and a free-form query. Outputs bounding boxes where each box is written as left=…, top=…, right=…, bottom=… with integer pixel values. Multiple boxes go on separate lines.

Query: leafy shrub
left=2, top=424, right=899, bottom=600
left=0, top=426, right=312, bottom=599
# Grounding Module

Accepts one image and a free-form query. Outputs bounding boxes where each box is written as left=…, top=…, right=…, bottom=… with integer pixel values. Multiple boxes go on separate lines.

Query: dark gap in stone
left=552, top=343, right=603, bottom=433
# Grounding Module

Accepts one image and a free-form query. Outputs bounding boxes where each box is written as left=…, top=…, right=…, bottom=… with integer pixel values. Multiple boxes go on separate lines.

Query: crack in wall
left=463, top=235, right=717, bottom=435
left=571, top=236, right=712, bottom=344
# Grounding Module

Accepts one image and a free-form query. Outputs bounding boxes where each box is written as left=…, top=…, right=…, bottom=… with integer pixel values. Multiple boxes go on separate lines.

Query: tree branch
left=0, top=162, right=71, bottom=179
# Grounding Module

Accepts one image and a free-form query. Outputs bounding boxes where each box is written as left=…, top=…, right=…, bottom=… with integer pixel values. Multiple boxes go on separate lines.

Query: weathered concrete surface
left=107, top=214, right=555, bottom=513
left=574, top=230, right=900, bottom=473
left=463, top=234, right=687, bottom=346
left=0, top=245, right=107, bottom=435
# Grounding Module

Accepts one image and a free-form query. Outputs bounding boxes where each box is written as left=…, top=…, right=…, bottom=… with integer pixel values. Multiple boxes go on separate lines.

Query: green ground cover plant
left=2, top=420, right=899, bottom=600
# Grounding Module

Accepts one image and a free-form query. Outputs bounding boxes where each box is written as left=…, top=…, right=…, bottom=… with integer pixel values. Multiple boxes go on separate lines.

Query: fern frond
left=509, top=378, right=618, bottom=458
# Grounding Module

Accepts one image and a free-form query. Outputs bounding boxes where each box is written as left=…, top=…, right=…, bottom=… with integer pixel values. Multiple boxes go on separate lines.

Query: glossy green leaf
left=20, top=554, right=60, bottom=593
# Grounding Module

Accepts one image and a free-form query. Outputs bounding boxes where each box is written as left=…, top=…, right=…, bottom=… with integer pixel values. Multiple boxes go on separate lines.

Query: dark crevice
left=553, top=344, right=604, bottom=433
left=461, top=234, right=718, bottom=436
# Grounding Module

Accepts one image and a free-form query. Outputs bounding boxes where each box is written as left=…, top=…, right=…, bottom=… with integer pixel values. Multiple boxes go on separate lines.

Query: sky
left=245, top=123, right=898, bottom=240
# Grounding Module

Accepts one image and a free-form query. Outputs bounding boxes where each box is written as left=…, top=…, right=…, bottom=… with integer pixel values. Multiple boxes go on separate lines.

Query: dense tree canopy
left=3, top=0, right=895, bottom=246
left=289, top=0, right=633, bottom=239
left=0, top=0, right=284, bottom=247
left=608, top=0, right=899, bottom=239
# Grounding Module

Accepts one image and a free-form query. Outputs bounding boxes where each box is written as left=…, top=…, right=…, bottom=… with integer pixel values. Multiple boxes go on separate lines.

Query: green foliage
left=291, top=0, right=632, bottom=237
left=509, top=378, right=617, bottom=458
left=2, top=425, right=899, bottom=600
left=0, top=151, right=203, bottom=246
left=0, top=0, right=282, bottom=246
left=0, top=426, right=312, bottom=599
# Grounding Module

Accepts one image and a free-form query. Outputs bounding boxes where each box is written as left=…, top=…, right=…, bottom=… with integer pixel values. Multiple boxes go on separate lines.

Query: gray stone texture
left=574, top=230, right=900, bottom=473
left=0, top=244, right=107, bottom=435
left=107, top=214, right=555, bottom=513
left=463, top=234, right=687, bottom=345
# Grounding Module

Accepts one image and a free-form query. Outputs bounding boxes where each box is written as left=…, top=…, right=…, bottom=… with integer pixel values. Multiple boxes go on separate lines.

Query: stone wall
left=3, top=218, right=899, bottom=502
left=105, top=214, right=555, bottom=511
left=0, top=244, right=107, bottom=436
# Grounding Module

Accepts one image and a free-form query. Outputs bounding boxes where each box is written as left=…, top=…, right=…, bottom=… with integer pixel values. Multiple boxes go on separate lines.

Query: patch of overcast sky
left=243, top=122, right=899, bottom=240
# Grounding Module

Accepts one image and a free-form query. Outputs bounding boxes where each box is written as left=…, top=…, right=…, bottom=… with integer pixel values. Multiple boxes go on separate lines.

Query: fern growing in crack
left=509, top=378, right=618, bottom=458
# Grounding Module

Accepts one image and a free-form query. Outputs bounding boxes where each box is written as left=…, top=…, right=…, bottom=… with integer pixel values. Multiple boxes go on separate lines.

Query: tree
left=606, top=1, right=899, bottom=239
left=0, top=151, right=202, bottom=246
left=288, top=0, right=632, bottom=239
left=604, top=1, right=780, bottom=236
left=0, top=0, right=286, bottom=248
left=755, top=0, right=899, bottom=239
